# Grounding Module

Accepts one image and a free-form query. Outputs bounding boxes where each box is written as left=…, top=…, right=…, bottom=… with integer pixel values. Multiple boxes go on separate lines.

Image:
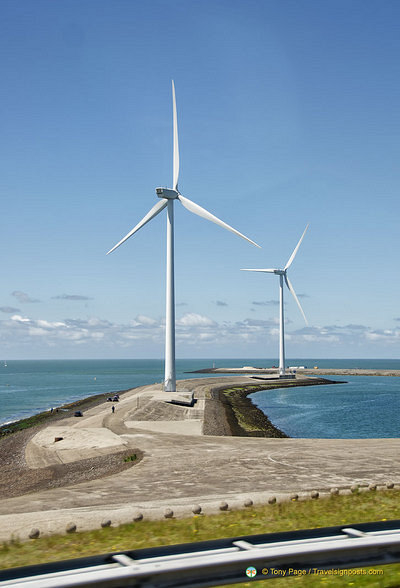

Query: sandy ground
left=0, top=375, right=399, bottom=540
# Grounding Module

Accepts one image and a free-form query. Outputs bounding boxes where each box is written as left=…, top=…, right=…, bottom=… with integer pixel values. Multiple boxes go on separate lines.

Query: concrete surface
left=26, top=427, right=128, bottom=468
left=0, top=375, right=399, bottom=540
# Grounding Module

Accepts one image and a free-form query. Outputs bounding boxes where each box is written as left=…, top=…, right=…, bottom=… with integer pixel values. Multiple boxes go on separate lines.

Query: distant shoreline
left=189, top=367, right=400, bottom=377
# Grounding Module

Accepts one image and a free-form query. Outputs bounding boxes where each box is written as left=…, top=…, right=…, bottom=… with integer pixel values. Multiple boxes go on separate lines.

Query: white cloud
left=37, top=319, right=66, bottom=329
left=290, top=324, right=400, bottom=347
left=365, top=329, right=400, bottom=342
left=1, top=311, right=399, bottom=356
left=29, top=327, right=49, bottom=337
left=11, top=314, right=31, bottom=323
left=134, top=315, right=158, bottom=326
left=177, top=313, right=216, bottom=327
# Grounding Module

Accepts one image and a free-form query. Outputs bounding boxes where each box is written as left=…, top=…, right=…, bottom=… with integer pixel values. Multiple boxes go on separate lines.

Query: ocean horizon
left=1, top=358, right=399, bottom=437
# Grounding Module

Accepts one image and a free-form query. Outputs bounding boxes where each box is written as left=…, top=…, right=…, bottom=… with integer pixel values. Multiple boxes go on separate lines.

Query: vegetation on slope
left=1, top=490, right=399, bottom=586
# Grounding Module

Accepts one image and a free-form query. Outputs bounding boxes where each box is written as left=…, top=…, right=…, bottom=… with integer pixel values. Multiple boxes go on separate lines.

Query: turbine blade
left=178, top=194, right=261, bottom=248
left=285, top=274, right=308, bottom=325
left=107, top=199, right=168, bottom=255
left=172, top=80, right=179, bottom=191
left=241, top=269, right=276, bottom=273
left=284, top=224, right=309, bottom=270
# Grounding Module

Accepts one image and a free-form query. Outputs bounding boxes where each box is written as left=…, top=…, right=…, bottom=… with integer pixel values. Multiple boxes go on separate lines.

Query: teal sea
left=0, top=358, right=399, bottom=438
left=251, top=375, right=400, bottom=439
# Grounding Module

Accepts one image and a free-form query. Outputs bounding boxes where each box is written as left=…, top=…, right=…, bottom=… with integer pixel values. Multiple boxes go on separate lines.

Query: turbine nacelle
left=156, top=187, right=179, bottom=200
left=241, top=224, right=309, bottom=326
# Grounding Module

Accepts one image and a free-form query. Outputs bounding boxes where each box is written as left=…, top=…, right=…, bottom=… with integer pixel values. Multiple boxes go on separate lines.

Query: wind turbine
left=107, top=81, right=260, bottom=392
left=241, top=225, right=309, bottom=377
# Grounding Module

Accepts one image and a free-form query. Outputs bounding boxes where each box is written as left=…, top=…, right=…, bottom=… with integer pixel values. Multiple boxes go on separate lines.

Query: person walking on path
left=112, top=405, right=115, bottom=414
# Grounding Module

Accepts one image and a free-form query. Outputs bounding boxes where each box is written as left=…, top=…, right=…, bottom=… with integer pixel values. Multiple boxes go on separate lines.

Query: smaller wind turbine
left=241, top=225, right=309, bottom=377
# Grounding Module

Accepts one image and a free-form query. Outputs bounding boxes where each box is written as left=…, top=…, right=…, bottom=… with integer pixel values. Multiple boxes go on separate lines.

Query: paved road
left=1, top=376, right=399, bottom=540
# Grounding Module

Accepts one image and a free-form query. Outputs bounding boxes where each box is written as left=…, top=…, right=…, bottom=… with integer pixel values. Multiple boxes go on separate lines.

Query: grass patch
left=0, top=389, right=133, bottom=438
left=123, top=454, right=137, bottom=463
left=1, top=491, right=400, bottom=586
left=0, top=395, right=106, bottom=437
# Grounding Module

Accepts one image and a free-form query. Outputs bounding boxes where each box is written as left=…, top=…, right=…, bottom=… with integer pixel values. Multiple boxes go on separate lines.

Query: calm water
left=251, top=374, right=400, bottom=439
left=0, top=358, right=399, bottom=438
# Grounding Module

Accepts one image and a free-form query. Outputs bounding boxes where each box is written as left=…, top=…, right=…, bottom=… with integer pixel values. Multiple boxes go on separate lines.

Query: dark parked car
left=74, top=411, right=83, bottom=417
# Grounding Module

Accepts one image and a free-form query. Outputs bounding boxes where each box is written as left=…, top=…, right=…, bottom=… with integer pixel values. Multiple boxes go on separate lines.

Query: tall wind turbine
left=108, top=81, right=260, bottom=392
left=242, top=225, right=309, bottom=377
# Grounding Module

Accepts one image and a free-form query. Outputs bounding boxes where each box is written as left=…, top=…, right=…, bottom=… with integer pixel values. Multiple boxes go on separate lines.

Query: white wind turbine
left=242, top=225, right=309, bottom=377
left=108, top=81, right=260, bottom=392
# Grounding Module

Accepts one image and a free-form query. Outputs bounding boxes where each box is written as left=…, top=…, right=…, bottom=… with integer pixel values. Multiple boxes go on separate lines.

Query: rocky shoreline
left=207, top=377, right=340, bottom=438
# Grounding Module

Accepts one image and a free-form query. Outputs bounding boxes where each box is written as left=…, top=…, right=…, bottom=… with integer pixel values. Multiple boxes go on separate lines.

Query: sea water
left=0, top=359, right=212, bottom=426
left=250, top=374, right=400, bottom=438
left=0, top=358, right=399, bottom=438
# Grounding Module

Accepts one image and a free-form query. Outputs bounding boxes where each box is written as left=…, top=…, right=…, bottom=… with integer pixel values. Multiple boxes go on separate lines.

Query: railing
left=1, top=520, right=400, bottom=587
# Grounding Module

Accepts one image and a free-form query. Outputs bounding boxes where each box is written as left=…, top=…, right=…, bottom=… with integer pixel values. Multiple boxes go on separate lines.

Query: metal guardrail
left=0, top=520, right=400, bottom=587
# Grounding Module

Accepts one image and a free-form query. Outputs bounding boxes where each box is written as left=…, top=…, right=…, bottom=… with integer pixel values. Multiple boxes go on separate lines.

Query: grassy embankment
left=1, top=490, right=400, bottom=586
left=0, top=391, right=129, bottom=437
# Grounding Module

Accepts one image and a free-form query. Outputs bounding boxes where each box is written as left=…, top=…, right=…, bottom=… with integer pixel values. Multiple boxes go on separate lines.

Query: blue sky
left=0, top=0, right=399, bottom=360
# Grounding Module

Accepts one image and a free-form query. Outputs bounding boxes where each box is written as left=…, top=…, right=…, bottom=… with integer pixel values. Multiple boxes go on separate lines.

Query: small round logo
left=246, top=566, right=257, bottom=578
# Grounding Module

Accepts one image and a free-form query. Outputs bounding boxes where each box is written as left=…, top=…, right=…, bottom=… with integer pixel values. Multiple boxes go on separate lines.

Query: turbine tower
left=108, top=81, right=260, bottom=392
left=242, top=225, right=309, bottom=377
